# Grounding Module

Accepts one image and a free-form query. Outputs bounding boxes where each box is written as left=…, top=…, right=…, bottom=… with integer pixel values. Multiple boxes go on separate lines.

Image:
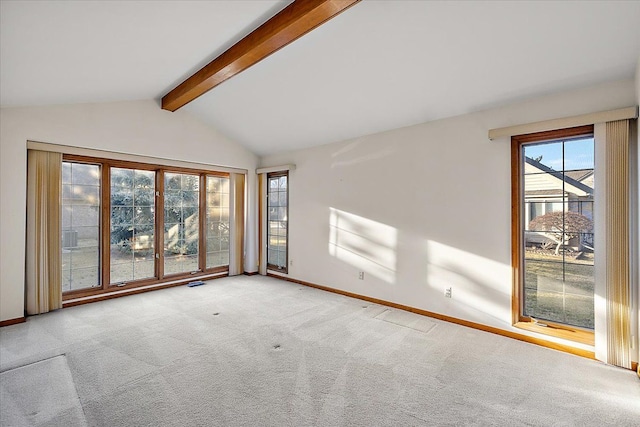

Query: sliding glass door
left=267, top=172, right=288, bottom=272
left=62, top=156, right=235, bottom=298
left=206, top=175, right=230, bottom=269
left=110, top=167, right=156, bottom=284
left=164, top=172, right=200, bottom=276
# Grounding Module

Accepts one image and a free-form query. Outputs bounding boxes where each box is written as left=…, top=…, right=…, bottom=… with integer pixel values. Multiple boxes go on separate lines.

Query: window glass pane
left=276, top=251, right=284, bottom=268
left=63, top=185, right=100, bottom=205
left=267, top=174, right=288, bottom=271
left=165, top=174, right=181, bottom=191
left=522, top=137, right=594, bottom=329
left=524, top=142, right=562, bottom=172
left=207, top=237, right=220, bottom=252
left=62, top=162, right=71, bottom=184
left=269, top=191, right=279, bottom=206
left=563, top=138, right=594, bottom=172
left=111, top=207, right=133, bottom=225
left=220, top=229, right=230, bottom=250
left=134, top=170, right=154, bottom=188
left=278, top=207, right=287, bottom=221
left=111, top=261, right=133, bottom=284
left=110, top=167, right=156, bottom=284
left=164, top=172, right=200, bottom=275
left=62, top=161, right=100, bottom=292
left=206, top=176, right=229, bottom=268
left=71, top=162, right=100, bottom=185
left=134, top=260, right=155, bottom=279
left=72, top=206, right=99, bottom=227
left=269, top=208, right=278, bottom=221
left=134, top=189, right=155, bottom=207
left=68, top=267, right=100, bottom=291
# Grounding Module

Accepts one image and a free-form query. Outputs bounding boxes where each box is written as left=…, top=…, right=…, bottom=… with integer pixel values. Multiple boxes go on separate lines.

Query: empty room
left=1, top=1, right=639, bottom=425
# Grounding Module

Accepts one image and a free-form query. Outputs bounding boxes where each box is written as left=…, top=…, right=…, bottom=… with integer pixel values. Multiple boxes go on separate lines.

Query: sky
left=524, top=137, right=594, bottom=172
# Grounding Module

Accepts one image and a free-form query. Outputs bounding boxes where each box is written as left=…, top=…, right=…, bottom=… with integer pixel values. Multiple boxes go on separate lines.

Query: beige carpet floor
left=1, top=275, right=639, bottom=426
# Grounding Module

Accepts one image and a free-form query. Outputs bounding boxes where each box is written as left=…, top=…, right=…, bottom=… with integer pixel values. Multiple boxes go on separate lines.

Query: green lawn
left=62, top=240, right=228, bottom=292
left=523, top=250, right=594, bottom=329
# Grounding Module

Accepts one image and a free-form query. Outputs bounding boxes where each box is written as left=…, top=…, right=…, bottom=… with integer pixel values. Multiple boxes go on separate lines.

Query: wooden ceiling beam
left=162, top=0, right=361, bottom=112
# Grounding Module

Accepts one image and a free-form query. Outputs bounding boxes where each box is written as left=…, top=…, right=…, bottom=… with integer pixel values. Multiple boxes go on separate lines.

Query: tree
left=110, top=169, right=155, bottom=255
left=529, top=211, right=593, bottom=255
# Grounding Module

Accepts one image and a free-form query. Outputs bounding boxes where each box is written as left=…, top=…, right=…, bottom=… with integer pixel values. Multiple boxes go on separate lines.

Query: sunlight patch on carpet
left=0, top=355, right=87, bottom=427
left=374, top=309, right=436, bottom=333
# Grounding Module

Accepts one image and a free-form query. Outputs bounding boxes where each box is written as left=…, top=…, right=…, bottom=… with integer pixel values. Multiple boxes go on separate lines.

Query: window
left=164, top=172, right=200, bottom=276
left=110, top=167, right=156, bottom=283
left=267, top=172, right=288, bottom=272
left=62, top=155, right=231, bottom=298
left=62, top=161, right=101, bottom=291
left=512, top=125, right=595, bottom=340
left=206, top=175, right=230, bottom=268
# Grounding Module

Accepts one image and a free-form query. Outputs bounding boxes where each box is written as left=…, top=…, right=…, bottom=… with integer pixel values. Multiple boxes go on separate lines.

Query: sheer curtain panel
left=26, top=150, right=63, bottom=315
left=228, top=173, right=245, bottom=275
left=604, top=119, right=633, bottom=369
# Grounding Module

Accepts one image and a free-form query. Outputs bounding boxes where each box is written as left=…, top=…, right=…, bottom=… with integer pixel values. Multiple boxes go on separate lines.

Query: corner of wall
left=635, top=55, right=640, bottom=364
left=0, top=100, right=260, bottom=322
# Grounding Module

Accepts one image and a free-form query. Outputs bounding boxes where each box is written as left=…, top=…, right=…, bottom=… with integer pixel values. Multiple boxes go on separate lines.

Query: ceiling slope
left=2, top=1, right=639, bottom=156
left=162, top=0, right=360, bottom=111
left=0, top=0, right=288, bottom=106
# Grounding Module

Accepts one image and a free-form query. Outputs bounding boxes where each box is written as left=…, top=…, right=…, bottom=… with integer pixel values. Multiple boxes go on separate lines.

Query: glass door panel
left=205, top=176, right=230, bottom=268
left=164, top=172, right=200, bottom=275
left=267, top=173, right=288, bottom=271
left=522, top=137, right=595, bottom=329
left=110, top=167, right=156, bottom=284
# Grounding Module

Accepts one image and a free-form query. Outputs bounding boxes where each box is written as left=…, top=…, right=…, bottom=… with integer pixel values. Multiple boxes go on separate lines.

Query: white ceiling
left=2, top=1, right=639, bottom=156
left=0, top=0, right=287, bottom=105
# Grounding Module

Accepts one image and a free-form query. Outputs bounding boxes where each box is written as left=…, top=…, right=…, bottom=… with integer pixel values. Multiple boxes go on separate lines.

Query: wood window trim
left=61, top=154, right=231, bottom=301
left=266, top=171, right=288, bottom=274
left=63, top=271, right=229, bottom=307
left=511, top=125, right=595, bottom=346
left=63, top=267, right=229, bottom=300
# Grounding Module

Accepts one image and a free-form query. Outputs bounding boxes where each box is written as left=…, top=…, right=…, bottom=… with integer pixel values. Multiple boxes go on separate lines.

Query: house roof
left=1, top=1, right=639, bottom=156
left=564, top=170, right=593, bottom=183
left=525, top=157, right=594, bottom=196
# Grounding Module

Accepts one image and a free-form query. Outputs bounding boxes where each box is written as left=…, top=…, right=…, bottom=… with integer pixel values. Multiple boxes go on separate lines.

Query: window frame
left=61, top=158, right=103, bottom=293
left=266, top=171, right=288, bottom=274
left=511, top=125, right=595, bottom=345
left=204, top=174, right=231, bottom=271
left=62, top=154, right=230, bottom=300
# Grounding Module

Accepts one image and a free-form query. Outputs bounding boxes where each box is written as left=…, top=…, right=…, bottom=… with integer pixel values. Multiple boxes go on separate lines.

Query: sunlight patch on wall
left=330, top=139, right=395, bottom=168
left=329, top=208, right=397, bottom=284
left=426, top=240, right=511, bottom=324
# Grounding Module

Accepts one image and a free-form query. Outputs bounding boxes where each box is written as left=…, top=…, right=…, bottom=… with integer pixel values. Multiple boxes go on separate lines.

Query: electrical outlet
left=445, top=287, right=452, bottom=298
left=289, top=259, right=293, bottom=267
left=358, top=271, right=365, bottom=280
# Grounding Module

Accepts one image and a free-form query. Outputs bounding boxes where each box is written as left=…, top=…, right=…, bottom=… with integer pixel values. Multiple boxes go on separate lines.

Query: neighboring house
left=524, top=157, right=594, bottom=250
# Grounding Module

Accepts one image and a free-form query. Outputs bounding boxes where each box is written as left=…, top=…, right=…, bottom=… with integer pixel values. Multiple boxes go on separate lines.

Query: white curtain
left=26, top=150, right=62, bottom=315
left=604, top=119, right=632, bottom=369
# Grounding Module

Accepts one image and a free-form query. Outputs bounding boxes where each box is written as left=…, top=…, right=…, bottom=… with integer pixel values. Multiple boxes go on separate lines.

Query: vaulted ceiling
left=2, top=1, right=639, bottom=156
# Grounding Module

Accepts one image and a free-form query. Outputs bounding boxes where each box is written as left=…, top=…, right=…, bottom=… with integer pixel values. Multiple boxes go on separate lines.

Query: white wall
left=260, top=78, right=637, bottom=352
left=0, top=100, right=258, bottom=322
left=636, top=57, right=640, bottom=365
